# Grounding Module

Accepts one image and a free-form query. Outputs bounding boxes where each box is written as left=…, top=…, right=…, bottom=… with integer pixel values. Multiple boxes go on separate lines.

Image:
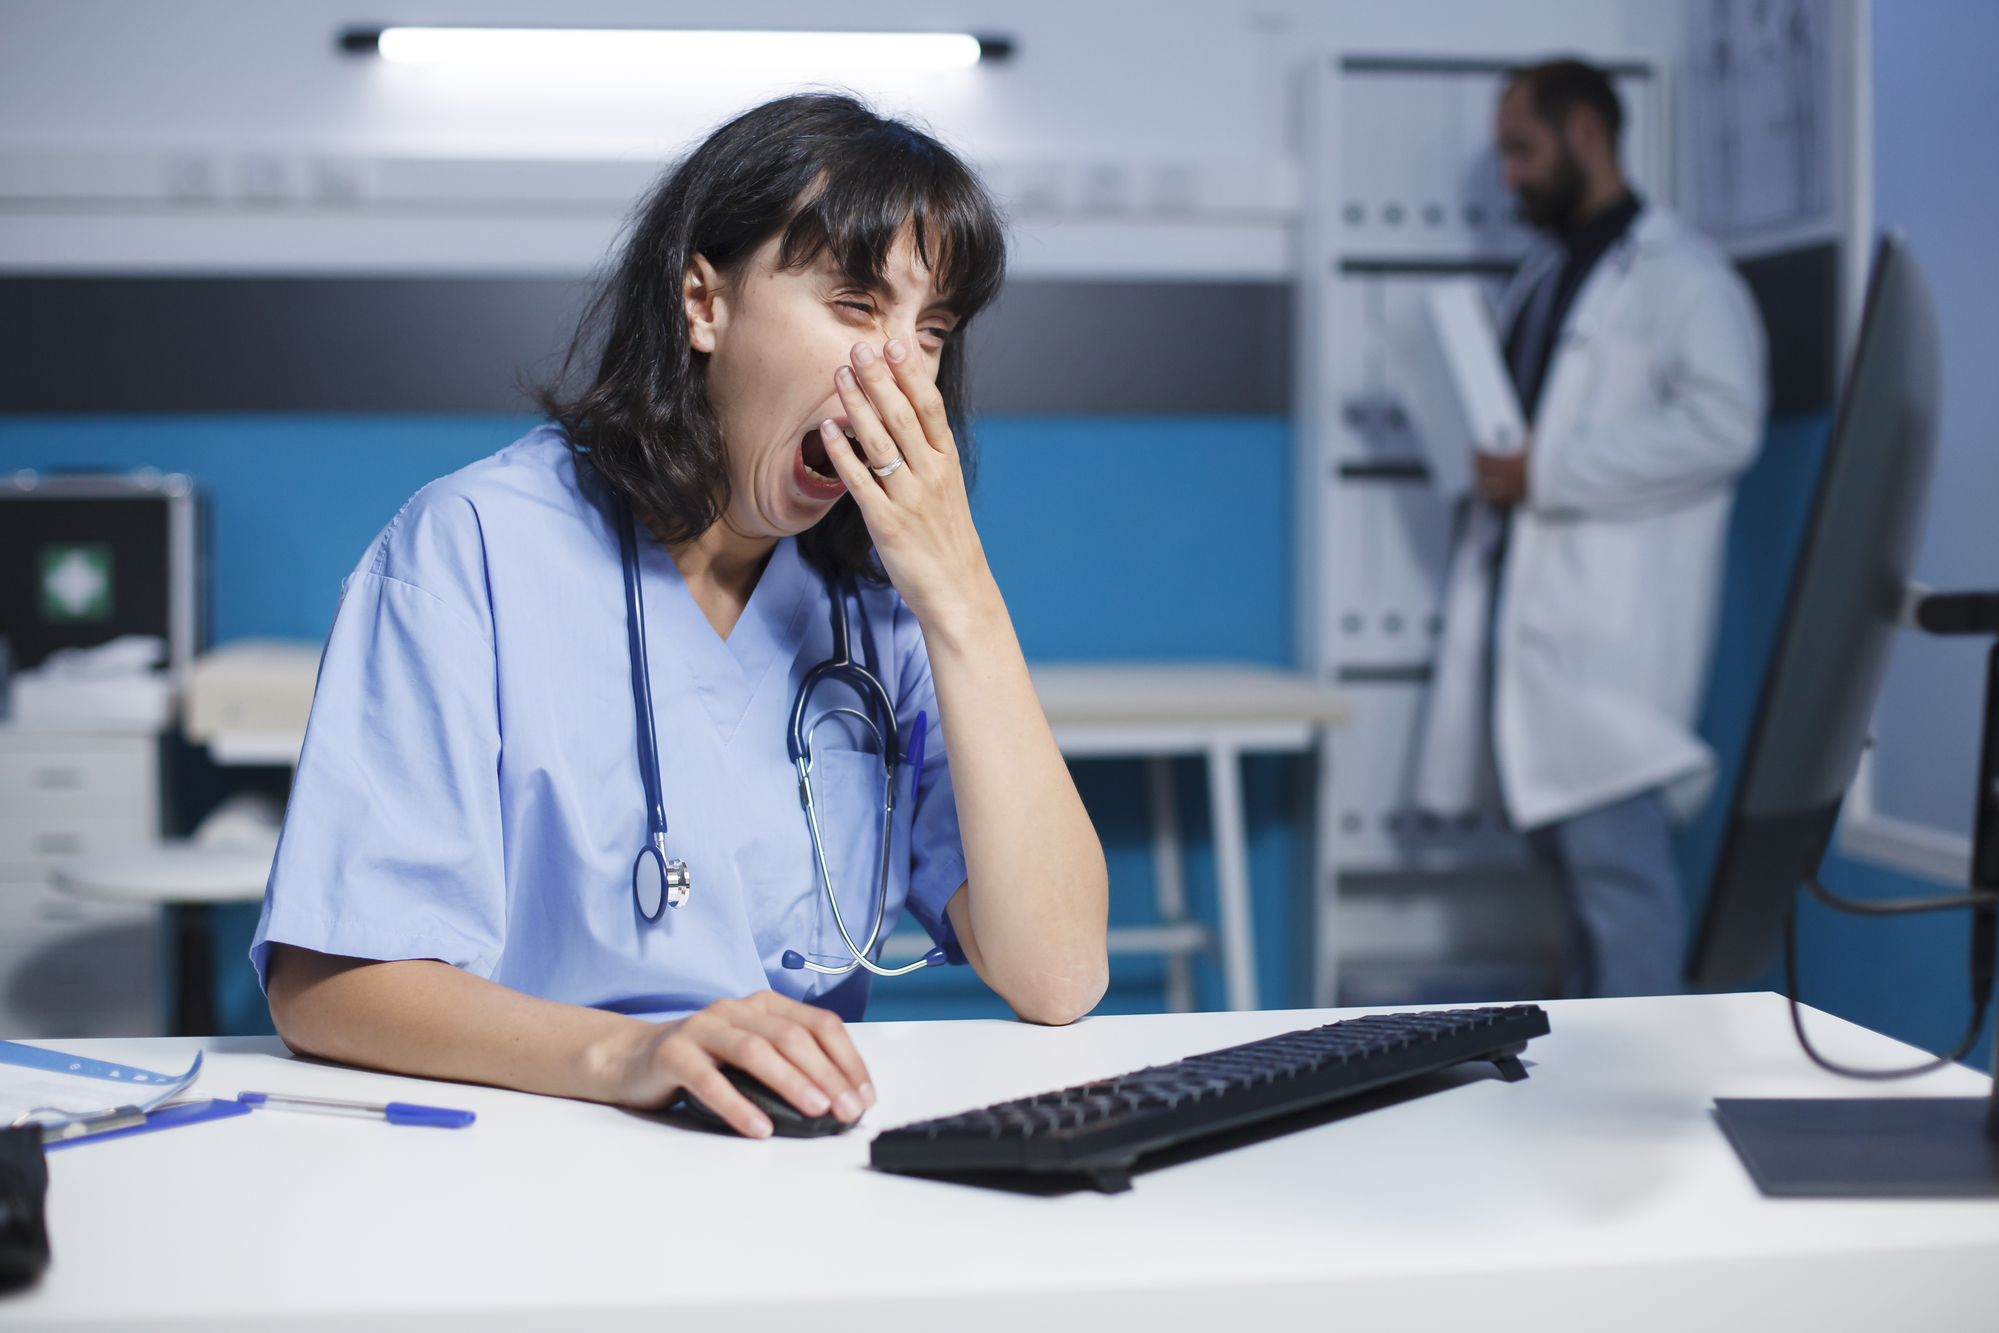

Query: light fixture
left=338, top=26, right=1012, bottom=71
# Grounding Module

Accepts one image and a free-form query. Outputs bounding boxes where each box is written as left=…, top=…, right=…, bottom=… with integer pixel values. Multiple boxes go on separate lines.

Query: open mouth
left=800, top=427, right=836, bottom=479
left=798, top=421, right=858, bottom=482
left=792, top=420, right=855, bottom=501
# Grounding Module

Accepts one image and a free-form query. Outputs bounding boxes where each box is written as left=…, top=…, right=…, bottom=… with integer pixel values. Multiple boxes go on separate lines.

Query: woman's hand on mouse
left=615, top=990, right=874, bottom=1138
left=819, top=340, right=1001, bottom=648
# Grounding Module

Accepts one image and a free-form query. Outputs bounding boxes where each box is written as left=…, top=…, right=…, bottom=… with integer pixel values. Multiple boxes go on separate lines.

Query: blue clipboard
left=0, top=1038, right=187, bottom=1088
left=42, top=1098, right=252, bottom=1151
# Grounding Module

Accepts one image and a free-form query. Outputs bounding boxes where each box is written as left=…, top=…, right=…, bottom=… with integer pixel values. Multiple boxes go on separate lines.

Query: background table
left=1024, top=663, right=1347, bottom=1011
left=9, top=992, right=1996, bottom=1330
left=53, top=843, right=271, bottom=1036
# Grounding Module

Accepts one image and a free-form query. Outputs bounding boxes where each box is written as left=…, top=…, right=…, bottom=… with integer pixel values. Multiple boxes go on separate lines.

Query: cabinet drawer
left=0, top=735, right=159, bottom=842
left=0, top=882, right=154, bottom=934
left=0, top=737, right=155, bottom=805
left=0, top=815, right=155, bottom=865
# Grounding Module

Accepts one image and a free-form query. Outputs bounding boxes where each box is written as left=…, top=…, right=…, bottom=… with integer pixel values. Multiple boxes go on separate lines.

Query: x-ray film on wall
left=1691, top=0, right=1835, bottom=238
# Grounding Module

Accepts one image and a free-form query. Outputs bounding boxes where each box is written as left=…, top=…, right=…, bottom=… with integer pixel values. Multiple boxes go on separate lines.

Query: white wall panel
left=0, top=1, right=1674, bottom=276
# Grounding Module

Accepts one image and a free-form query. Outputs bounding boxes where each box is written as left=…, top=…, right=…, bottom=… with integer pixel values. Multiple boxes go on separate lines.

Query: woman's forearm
left=264, top=944, right=879, bottom=1134
left=266, top=943, right=649, bottom=1101
left=811, top=334, right=1108, bottom=1020
left=924, top=575, right=1109, bottom=1024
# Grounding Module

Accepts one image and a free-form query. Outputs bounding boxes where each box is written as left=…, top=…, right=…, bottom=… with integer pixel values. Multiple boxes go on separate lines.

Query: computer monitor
left=1686, top=232, right=1940, bottom=990
left=1685, top=233, right=1999, bottom=1197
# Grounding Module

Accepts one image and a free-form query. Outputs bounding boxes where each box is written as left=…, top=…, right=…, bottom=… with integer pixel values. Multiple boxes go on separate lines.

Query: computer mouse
left=679, top=1066, right=852, bottom=1138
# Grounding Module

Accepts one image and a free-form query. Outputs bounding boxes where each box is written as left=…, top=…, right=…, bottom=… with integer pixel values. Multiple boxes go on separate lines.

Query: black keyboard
left=870, top=1005, right=1550, bottom=1192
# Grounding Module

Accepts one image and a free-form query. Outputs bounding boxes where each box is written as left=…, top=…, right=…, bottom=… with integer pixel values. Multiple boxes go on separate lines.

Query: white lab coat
left=1412, top=207, right=1768, bottom=830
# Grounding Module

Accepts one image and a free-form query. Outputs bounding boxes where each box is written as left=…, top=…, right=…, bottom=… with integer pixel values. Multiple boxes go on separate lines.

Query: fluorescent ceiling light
left=342, top=27, right=1004, bottom=71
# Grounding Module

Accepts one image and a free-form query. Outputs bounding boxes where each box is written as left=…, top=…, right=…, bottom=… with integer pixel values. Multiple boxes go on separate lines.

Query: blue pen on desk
left=237, top=1092, right=475, bottom=1128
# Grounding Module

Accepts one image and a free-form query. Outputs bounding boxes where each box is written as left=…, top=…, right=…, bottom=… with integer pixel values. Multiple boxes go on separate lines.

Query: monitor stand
left=1714, top=1096, right=1999, bottom=1196
left=1719, top=620, right=1999, bottom=1198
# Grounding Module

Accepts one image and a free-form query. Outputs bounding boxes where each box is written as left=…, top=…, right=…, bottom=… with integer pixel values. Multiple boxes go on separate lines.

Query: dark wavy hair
left=538, top=93, right=1007, bottom=581
left=1511, top=58, right=1625, bottom=150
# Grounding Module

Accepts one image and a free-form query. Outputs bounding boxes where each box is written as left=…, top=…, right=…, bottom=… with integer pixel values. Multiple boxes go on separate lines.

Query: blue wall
left=0, top=413, right=1291, bottom=658
left=1867, top=0, right=1999, bottom=839
left=0, top=415, right=541, bottom=645
left=977, top=417, right=1291, bottom=665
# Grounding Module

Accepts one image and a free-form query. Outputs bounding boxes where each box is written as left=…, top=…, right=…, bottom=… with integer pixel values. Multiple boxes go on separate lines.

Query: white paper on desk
left=0, top=1041, right=201, bottom=1126
left=1400, top=281, right=1527, bottom=495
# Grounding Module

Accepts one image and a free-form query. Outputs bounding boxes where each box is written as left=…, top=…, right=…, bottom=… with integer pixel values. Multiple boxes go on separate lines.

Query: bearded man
left=1413, top=59, right=1768, bottom=998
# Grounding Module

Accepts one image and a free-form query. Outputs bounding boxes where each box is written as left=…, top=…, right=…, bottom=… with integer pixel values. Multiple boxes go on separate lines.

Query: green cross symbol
left=38, top=544, right=114, bottom=622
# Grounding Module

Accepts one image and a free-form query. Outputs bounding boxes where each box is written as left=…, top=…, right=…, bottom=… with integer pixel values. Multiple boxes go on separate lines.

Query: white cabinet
left=0, top=729, right=159, bottom=872
left=0, top=727, right=162, bottom=1036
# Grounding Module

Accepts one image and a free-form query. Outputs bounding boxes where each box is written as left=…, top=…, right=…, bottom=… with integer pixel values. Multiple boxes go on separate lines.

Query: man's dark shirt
left=1504, top=191, right=1643, bottom=423
left=1485, top=191, right=1645, bottom=693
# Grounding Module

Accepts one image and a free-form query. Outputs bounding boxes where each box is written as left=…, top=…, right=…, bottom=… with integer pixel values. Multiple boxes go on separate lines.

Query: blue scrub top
left=251, top=427, right=967, bottom=1022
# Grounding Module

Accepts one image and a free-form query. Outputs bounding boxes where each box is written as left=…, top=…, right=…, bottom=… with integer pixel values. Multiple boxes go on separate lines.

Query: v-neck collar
left=645, top=535, right=814, bottom=744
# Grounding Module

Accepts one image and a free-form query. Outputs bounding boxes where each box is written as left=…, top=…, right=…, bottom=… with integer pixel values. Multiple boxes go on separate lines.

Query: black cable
left=1802, top=874, right=1999, bottom=915
left=1783, top=878, right=1996, bottom=1079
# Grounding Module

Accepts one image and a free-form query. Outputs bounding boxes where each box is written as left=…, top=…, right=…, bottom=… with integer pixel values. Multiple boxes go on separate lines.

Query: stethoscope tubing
left=618, top=499, right=938, bottom=974
left=618, top=505, right=669, bottom=844
left=784, top=602, right=922, bottom=977
left=620, top=505, right=683, bottom=923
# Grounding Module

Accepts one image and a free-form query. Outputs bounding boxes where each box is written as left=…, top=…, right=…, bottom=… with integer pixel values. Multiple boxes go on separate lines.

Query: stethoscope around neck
left=617, top=503, right=946, bottom=979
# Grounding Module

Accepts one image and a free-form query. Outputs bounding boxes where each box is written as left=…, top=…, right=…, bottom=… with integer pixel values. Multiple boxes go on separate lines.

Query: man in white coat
left=1413, top=60, right=1767, bottom=997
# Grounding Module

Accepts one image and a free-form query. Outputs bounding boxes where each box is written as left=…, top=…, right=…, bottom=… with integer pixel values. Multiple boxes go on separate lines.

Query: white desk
left=1029, top=663, right=1348, bottom=1012
left=9, top=993, right=1995, bottom=1330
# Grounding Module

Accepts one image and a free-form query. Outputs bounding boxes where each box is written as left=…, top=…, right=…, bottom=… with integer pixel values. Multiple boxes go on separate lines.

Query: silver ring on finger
left=871, top=456, right=904, bottom=479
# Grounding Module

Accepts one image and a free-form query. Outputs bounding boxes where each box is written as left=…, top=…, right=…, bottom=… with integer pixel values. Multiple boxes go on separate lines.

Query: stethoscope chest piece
left=634, top=839, right=691, bottom=921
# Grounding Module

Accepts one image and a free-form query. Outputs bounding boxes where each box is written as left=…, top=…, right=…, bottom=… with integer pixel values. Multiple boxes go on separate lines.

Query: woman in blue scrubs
left=256, top=95, right=1110, bottom=1137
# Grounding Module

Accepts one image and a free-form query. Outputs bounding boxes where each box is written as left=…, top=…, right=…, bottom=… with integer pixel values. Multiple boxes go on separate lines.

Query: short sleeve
left=890, top=602, right=969, bottom=964
left=251, top=503, right=508, bottom=989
